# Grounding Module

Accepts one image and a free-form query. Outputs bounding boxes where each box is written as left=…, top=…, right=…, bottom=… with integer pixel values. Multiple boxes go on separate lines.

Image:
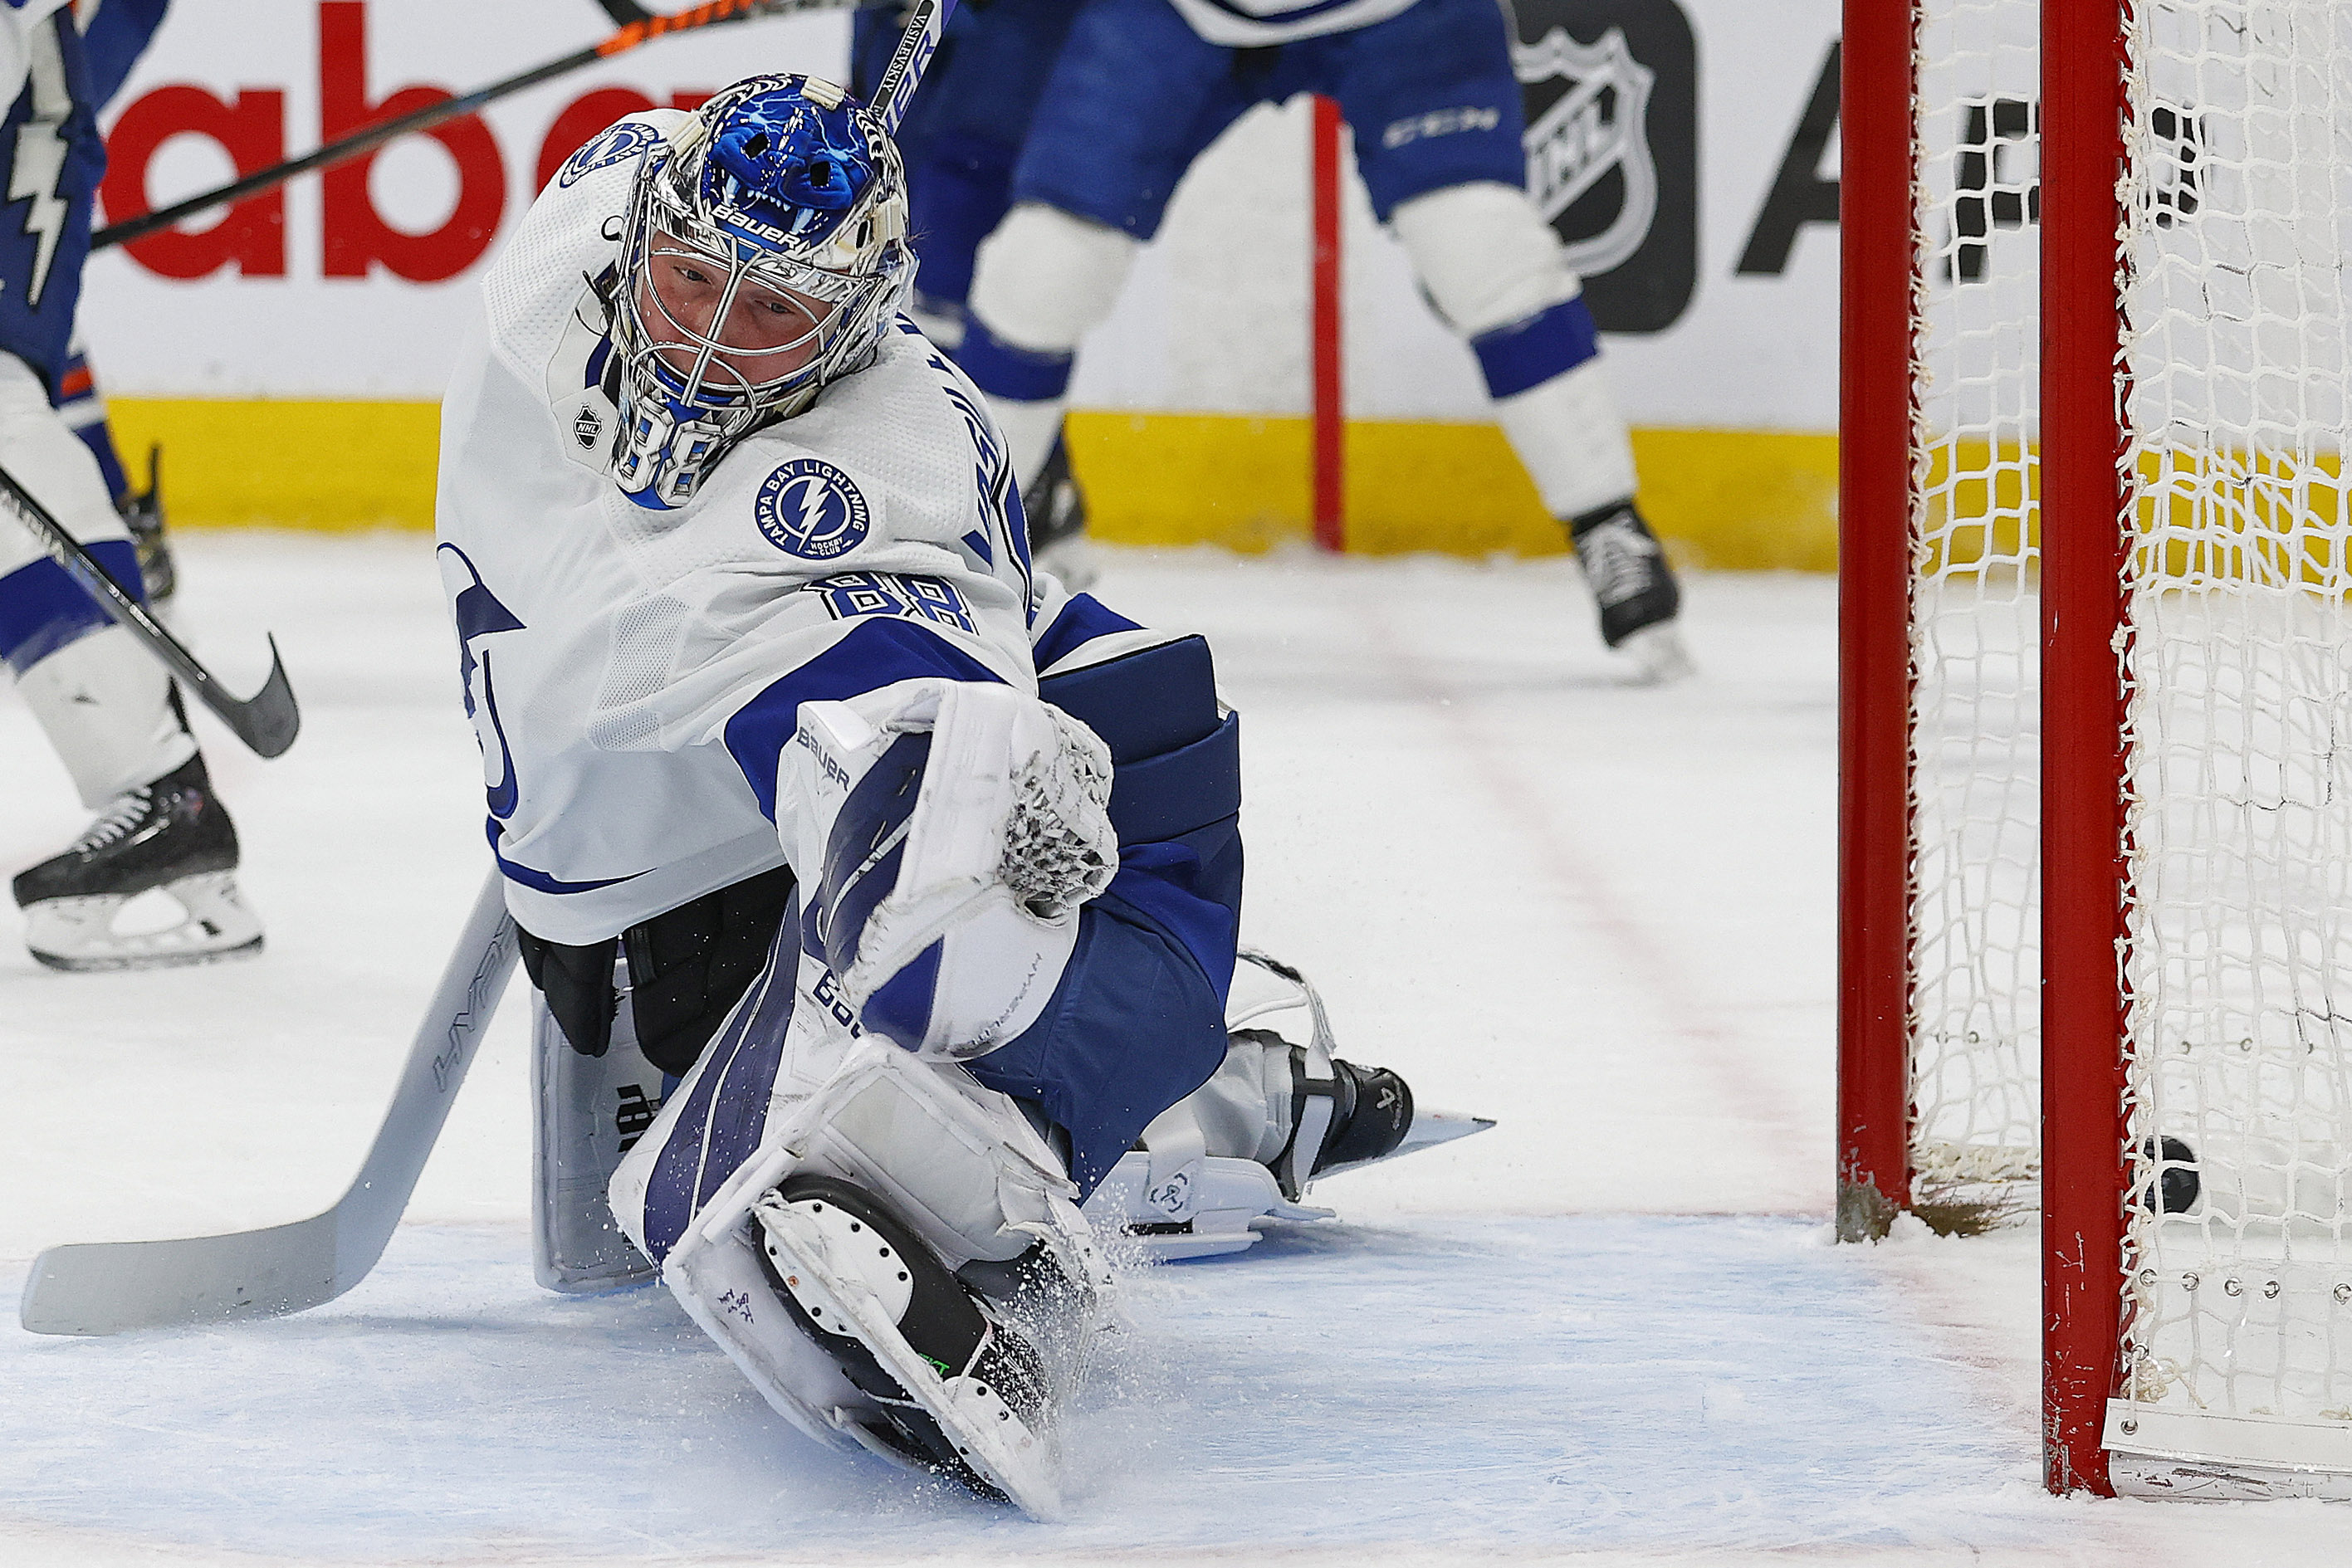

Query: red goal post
left=1840, top=0, right=2352, bottom=1500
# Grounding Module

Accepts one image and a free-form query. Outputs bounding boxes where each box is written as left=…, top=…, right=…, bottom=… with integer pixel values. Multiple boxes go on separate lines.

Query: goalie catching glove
left=779, top=676, right=1117, bottom=1062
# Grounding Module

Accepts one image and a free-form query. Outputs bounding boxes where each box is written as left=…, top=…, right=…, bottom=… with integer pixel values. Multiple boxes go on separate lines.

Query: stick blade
left=18, top=1211, right=347, bottom=1336
left=217, top=633, right=301, bottom=759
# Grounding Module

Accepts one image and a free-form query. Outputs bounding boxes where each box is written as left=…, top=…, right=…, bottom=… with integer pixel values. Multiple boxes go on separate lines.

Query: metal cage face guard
left=609, top=75, right=913, bottom=509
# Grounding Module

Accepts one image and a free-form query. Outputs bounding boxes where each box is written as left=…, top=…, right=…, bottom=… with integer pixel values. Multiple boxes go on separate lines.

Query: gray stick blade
left=19, top=1211, right=342, bottom=1336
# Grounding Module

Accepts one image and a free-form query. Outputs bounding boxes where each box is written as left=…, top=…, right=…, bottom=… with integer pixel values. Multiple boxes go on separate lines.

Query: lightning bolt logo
left=8, top=22, right=75, bottom=310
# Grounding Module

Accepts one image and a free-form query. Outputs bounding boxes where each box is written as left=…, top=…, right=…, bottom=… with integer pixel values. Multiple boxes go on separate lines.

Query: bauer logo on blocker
left=757, top=460, right=871, bottom=560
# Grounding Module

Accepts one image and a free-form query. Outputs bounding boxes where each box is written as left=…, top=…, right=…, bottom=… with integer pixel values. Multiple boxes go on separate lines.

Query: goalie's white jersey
left=437, top=112, right=1059, bottom=945
left=1164, top=0, right=1420, bottom=47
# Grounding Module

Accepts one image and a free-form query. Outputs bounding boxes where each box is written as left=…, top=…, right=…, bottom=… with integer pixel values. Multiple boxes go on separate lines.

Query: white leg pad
left=1388, top=181, right=1587, bottom=339
left=966, top=203, right=1139, bottom=354
left=778, top=678, right=1115, bottom=1062
left=645, top=1042, right=1112, bottom=1471
left=1496, top=357, right=1641, bottom=520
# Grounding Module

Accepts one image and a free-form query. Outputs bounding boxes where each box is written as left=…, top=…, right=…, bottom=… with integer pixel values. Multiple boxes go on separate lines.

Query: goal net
left=1839, top=0, right=2352, bottom=1497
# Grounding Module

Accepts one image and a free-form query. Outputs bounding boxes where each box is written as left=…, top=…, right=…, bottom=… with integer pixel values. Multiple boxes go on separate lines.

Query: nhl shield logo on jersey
left=755, top=459, right=871, bottom=560
left=558, top=121, right=662, bottom=189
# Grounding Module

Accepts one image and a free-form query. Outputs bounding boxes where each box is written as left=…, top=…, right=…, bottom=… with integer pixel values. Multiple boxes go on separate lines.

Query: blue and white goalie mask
left=609, top=75, right=913, bottom=509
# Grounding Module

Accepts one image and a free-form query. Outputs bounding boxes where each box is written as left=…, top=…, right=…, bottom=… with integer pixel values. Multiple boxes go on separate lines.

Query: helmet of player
left=609, top=74, right=913, bottom=510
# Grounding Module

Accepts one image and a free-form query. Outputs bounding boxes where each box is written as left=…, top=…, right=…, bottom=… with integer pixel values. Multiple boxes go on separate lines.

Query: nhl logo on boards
left=560, top=121, right=661, bottom=188
left=1512, top=0, right=1698, bottom=334
left=755, top=459, right=870, bottom=560
left=1517, top=27, right=1657, bottom=280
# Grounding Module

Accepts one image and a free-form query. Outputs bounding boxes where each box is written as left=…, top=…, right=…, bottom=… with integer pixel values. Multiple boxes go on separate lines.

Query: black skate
left=1568, top=501, right=1694, bottom=681
left=120, top=443, right=175, bottom=604
left=12, top=753, right=262, bottom=971
left=1022, top=427, right=1096, bottom=589
left=753, top=1175, right=1059, bottom=1514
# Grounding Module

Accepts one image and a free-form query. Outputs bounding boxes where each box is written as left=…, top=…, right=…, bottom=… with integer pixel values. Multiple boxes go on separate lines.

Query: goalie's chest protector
left=436, top=119, right=1043, bottom=945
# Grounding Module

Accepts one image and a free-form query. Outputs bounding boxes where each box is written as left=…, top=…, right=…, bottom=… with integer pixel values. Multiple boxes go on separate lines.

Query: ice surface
left=0, top=537, right=2339, bottom=1564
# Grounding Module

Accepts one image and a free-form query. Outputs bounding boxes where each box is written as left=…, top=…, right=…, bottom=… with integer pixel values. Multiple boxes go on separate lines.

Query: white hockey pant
left=614, top=1034, right=1110, bottom=1458
left=964, top=203, right=1140, bottom=487
left=1391, top=181, right=1640, bottom=520
left=775, top=677, right=1117, bottom=1062
left=0, top=351, right=189, bottom=806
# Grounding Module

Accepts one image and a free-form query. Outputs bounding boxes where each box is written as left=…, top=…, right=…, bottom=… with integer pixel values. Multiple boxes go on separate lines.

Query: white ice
left=1, top=537, right=2338, bottom=1565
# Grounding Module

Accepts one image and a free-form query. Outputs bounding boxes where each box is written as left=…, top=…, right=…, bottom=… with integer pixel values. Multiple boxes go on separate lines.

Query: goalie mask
left=609, top=75, right=913, bottom=510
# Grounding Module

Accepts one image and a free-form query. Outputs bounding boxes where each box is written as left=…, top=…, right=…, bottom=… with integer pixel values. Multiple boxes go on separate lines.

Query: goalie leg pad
left=782, top=677, right=1117, bottom=1062
left=753, top=1175, right=1058, bottom=1514
left=637, top=1040, right=1109, bottom=1506
left=531, top=981, right=663, bottom=1294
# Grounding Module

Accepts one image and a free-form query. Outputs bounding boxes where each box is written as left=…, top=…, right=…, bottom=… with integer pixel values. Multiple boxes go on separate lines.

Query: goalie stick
left=17, top=872, right=519, bottom=1336
left=93, top=0, right=876, bottom=253
left=0, top=462, right=298, bottom=759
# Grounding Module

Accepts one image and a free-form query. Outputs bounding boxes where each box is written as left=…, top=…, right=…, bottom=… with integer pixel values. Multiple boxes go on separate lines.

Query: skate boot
left=1083, top=950, right=1494, bottom=1258
left=120, top=444, right=175, bottom=604
left=12, top=753, right=262, bottom=970
left=1567, top=501, right=1694, bottom=682
left=1023, top=427, right=1097, bottom=590
left=753, top=1175, right=1059, bottom=1513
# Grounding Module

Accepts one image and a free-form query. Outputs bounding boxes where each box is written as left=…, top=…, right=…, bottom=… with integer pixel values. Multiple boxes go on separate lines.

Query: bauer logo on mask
left=755, top=459, right=870, bottom=560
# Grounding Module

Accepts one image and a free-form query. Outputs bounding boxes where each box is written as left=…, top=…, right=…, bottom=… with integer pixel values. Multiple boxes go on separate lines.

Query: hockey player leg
left=0, top=354, right=258, bottom=970
left=1083, top=950, right=1494, bottom=1258
left=961, top=204, right=1137, bottom=584
left=55, top=336, right=172, bottom=603
left=1389, top=182, right=1694, bottom=681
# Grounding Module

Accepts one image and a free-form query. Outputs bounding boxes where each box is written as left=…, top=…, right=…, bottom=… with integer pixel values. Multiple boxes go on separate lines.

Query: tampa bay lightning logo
left=755, top=460, right=870, bottom=560
left=558, top=122, right=661, bottom=189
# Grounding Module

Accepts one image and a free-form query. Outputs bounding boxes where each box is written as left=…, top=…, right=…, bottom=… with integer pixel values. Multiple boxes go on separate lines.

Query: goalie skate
left=1082, top=951, right=1493, bottom=1258
left=752, top=1176, right=1060, bottom=1517
left=12, top=755, right=262, bottom=972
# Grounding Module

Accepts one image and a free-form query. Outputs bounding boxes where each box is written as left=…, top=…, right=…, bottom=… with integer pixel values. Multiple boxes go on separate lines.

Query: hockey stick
left=17, top=871, right=520, bottom=1336
left=92, top=0, right=868, bottom=253
left=0, top=462, right=299, bottom=759
left=867, top=0, right=956, bottom=134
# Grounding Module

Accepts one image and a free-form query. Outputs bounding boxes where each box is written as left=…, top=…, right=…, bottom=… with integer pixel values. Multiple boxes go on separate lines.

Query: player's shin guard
left=963, top=203, right=1137, bottom=489
left=779, top=677, right=1117, bottom=1062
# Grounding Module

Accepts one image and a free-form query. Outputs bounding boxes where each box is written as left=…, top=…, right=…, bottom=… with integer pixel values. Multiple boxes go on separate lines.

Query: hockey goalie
left=435, top=75, right=1484, bottom=1514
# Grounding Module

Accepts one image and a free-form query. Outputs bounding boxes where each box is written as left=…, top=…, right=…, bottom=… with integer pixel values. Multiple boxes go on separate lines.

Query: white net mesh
left=1909, top=0, right=2352, bottom=1445
left=1909, top=0, right=2046, bottom=1211
left=2115, top=0, right=2352, bottom=1430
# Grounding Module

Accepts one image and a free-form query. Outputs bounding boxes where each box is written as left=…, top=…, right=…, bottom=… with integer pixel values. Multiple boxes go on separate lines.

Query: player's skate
left=1083, top=950, right=1494, bottom=1258
left=752, top=1175, right=1060, bottom=1512
left=120, top=444, right=176, bottom=604
left=1022, top=427, right=1097, bottom=589
left=1568, top=501, right=1694, bottom=683
left=12, top=753, right=262, bottom=970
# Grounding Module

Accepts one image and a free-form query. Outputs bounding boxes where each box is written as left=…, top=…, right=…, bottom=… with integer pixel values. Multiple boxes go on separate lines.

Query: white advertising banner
left=81, top=0, right=1841, bottom=432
